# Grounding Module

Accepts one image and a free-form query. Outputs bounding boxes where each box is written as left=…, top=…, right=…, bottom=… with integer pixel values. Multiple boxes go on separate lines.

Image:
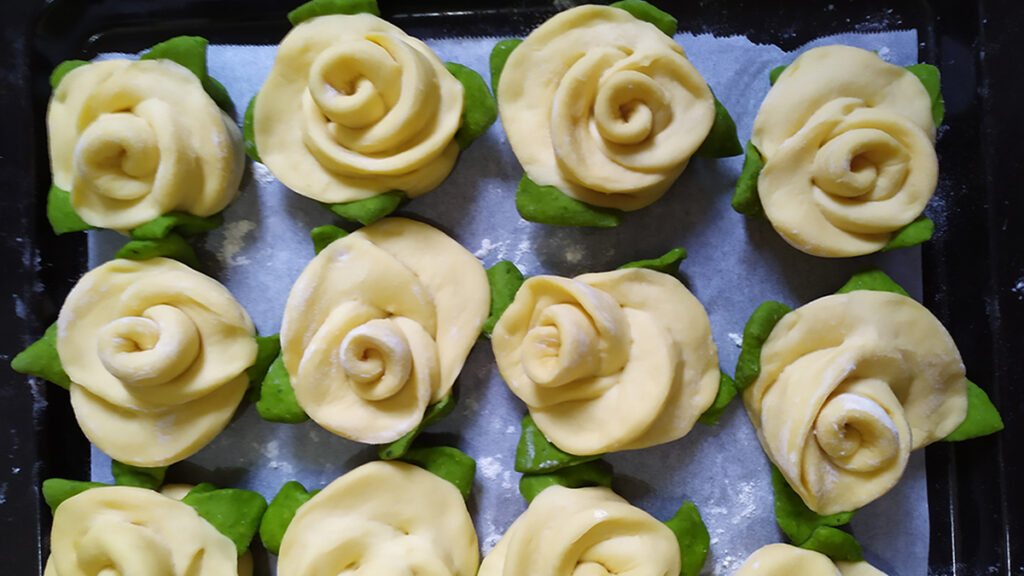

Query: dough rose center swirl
left=96, top=304, right=201, bottom=388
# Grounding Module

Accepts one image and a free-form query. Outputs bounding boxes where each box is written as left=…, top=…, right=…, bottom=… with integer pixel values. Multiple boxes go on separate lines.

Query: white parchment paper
left=89, top=29, right=929, bottom=576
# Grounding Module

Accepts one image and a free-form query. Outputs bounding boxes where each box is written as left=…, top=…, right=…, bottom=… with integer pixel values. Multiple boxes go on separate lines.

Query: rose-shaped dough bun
left=479, top=485, right=680, bottom=576
left=57, top=257, right=257, bottom=466
left=48, top=59, right=244, bottom=231
left=744, top=291, right=967, bottom=515
left=498, top=5, right=715, bottom=211
left=750, top=45, right=938, bottom=257
left=278, top=461, right=479, bottom=576
left=44, top=486, right=242, bottom=576
left=254, top=13, right=465, bottom=204
left=734, top=543, right=886, bottom=576
left=492, top=268, right=719, bottom=455
left=280, top=218, right=489, bottom=443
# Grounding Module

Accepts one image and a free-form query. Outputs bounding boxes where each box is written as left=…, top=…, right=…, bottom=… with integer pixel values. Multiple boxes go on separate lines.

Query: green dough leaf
left=515, top=414, right=601, bottom=473
left=140, top=36, right=233, bottom=112
left=769, top=65, right=787, bottom=86
left=664, top=502, right=710, bottom=576
left=734, top=301, right=792, bottom=389
left=202, top=75, right=234, bottom=115
left=697, top=372, right=738, bottom=426
left=519, top=460, right=613, bottom=503
left=243, top=95, right=261, bottom=163
left=259, top=481, right=317, bottom=556
left=944, top=380, right=1004, bottom=441
left=47, top=184, right=92, bottom=235
left=905, top=63, right=945, bottom=127
left=310, top=225, right=349, bottom=255
left=881, top=215, right=934, bottom=252
left=50, top=60, right=90, bottom=90
left=482, top=261, right=526, bottom=338
left=695, top=93, right=743, bottom=158
left=188, top=482, right=218, bottom=495
left=516, top=174, right=622, bottom=228
left=11, top=322, right=70, bottom=390
left=288, top=0, right=380, bottom=25
left=131, top=212, right=223, bottom=240
left=489, top=39, right=523, bottom=95
left=610, top=0, right=677, bottom=36
left=379, top=394, right=457, bottom=460
left=400, top=446, right=476, bottom=499
left=322, top=190, right=405, bottom=226
left=182, top=486, right=268, bottom=556
left=111, top=461, right=167, bottom=490
left=772, top=465, right=855, bottom=546
left=115, top=233, right=201, bottom=270
left=246, top=334, right=282, bottom=401
left=618, top=247, right=687, bottom=274
left=256, top=353, right=309, bottom=423
left=799, top=526, right=864, bottom=562
left=834, top=269, right=909, bottom=297
left=731, top=141, right=765, bottom=217
left=42, top=479, right=107, bottom=515
left=445, top=62, right=497, bottom=150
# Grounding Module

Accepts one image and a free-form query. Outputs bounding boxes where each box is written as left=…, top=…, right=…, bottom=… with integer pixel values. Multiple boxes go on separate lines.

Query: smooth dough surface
left=57, top=257, right=257, bottom=466
left=498, top=5, right=715, bottom=211
left=733, top=543, right=887, bottom=576
left=47, top=59, right=244, bottom=231
left=280, top=218, right=489, bottom=444
left=278, top=460, right=479, bottom=576
left=479, top=485, right=680, bottom=576
left=750, top=45, right=937, bottom=257
left=255, top=13, right=464, bottom=204
left=492, top=268, right=719, bottom=455
left=45, top=486, right=239, bottom=576
left=743, top=291, right=967, bottom=514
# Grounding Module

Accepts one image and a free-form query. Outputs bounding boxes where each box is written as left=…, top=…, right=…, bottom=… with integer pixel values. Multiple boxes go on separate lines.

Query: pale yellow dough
left=492, top=268, right=719, bottom=455
left=744, top=291, right=967, bottom=515
left=254, top=13, right=464, bottom=204
left=278, top=461, right=479, bottom=576
left=498, top=5, right=715, bottom=211
left=57, top=258, right=257, bottom=466
left=47, top=59, right=244, bottom=231
left=734, top=543, right=887, bottom=576
left=44, top=486, right=240, bottom=576
left=750, top=45, right=938, bottom=257
left=280, top=218, right=489, bottom=443
left=479, top=485, right=680, bottom=576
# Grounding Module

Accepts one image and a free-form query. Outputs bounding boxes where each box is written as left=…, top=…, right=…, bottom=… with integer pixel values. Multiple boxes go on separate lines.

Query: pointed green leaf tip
left=944, top=380, right=1004, bottom=441
left=518, top=460, right=613, bottom=503
left=182, top=485, right=268, bottom=556
left=131, top=212, right=223, bottom=240
left=140, top=36, right=233, bottom=112
left=881, top=215, right=934, bottom=252
left=257, top=353, right=309, bottom=423
left=619, top=247, right=687, bottom=274
left=115, top=233, right=201, bottom=270
left=516, top=175, right=622, bottom=228
left=445, top=62, right=497, bottom=150
left=310, top=225, right=349, bottom=255
left=695, top=93, right=743, bottom=158
left=489, top=39, right=522, bottom=95
left=260, top=481, right=317, bottom=555
left=50, top=60, right=90, bottom=90
left=734, top=301, right=792, bottom=389
left=400, top=446, right=476, bottom=498
left=288, top=0, right=380, bottom=25
left=111, top=461, right=167, bottom=490
left=772, top=465, right=860, bottom=561
left=483, top=261, right=526, bottom=338
left=322, top=190, right=405, bottom=226
left=243, top=95, right=261, bottom=163
left=47, top=184, right=92, bottom=235
left=42, top=479, right=107, bottom=515
left=769, top=65, right=787, bottom=86
left=905, top=63, right=945, bottom=127
left=610, top=0, right=677, bottom=36
left=515, top=414, right=601, bottom=473
left=664, top=502, right=710, bottom=576
left=834, top=269, right=909, bottom=297
left=732, top=141, right=765, bottom=217
left=12, top=322, right=70, bottom=390
left=379, top=394, right=457, bottom=460
left=697, top=372, right=738, bottom=426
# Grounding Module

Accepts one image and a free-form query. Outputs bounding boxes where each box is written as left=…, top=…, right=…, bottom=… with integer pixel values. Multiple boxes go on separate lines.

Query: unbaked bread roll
left=278, top=461, right=479, bottom=576
left=492, top=268, right=719, bottom=455
left=57, top=257, right=257, bottom=466
left=499, top=5, right=715, bottom=211
left=744, top=291, right=967, bottom=514
left=280, top=218, right=489, bottom=443
left=44, top=486, right=241, bottom=576
left=48, top=59, right=244, bottom=231
left=254, top=13, right=464, bottom=204
left=734, top=543, right=886, bottom=576
left=751, top=45, right=938, bottom=257
left=479, top=485, right=680, bottom=576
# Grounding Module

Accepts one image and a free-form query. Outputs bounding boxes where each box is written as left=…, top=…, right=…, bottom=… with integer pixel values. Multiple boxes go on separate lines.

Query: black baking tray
left=1, top=0, right=1020, bottom=574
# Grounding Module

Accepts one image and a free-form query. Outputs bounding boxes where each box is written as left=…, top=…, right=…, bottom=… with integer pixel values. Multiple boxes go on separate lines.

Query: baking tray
left=1, top=0, right=1020, bottom=574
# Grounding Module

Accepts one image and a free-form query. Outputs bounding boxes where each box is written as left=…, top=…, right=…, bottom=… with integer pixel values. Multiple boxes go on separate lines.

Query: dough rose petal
left=743, top=291, right=967, bottom=514
left=498, top=5, right=715, bottom=211
left=46, top=486, right=239, bottom=576
left=750, top=45, right=938, bottom=256
left=48, top=60, right=244, bottom=231
left=493, top=268, right=719, bottom=455
left=278, top=461, right=479, bottom=576
left=479, top=485, right=680, bottom=576
left=255, top=14, right=464, bottom=204
left=57, top=258, right=257, bottom=466
left=281, top=218, right=489, bottom=443
left=734, top=543, right=887, bottom=576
